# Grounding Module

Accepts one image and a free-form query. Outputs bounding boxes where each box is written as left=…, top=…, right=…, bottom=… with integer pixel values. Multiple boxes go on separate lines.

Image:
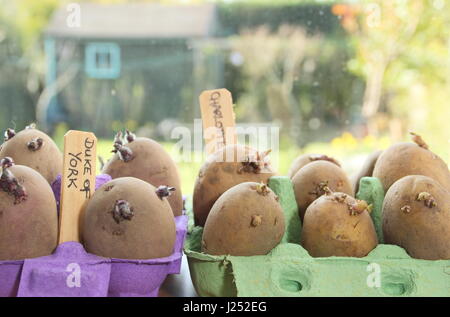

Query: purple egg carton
left=0, top=175, right=188, bottom=297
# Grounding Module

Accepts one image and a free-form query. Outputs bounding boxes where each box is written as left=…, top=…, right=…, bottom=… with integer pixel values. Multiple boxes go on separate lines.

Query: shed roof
left=45, top=3, right=217, bottom=39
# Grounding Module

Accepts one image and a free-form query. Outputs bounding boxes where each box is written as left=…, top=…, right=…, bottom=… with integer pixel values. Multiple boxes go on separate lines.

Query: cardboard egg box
left=184, top=176, right=450, bottom=297
left=0, top=175, right=188, bottom=297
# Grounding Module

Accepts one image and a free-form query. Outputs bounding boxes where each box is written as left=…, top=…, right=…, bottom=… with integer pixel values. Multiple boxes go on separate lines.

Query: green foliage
left=217, top=1, right=342, bottom=36
left=348, top=0, right=450, bottom=159
left=231, top=24, right=363, bottom=146
left=0, top=0, right=61, bottom=131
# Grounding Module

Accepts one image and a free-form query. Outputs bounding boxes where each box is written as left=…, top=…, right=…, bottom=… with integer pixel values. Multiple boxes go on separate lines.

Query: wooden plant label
left=199, top=88, right=237, bottom=155
left=58, top=130, right=97, bottom=244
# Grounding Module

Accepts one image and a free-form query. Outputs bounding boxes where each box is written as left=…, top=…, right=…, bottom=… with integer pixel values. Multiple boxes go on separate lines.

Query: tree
left=339, top=0, right=450, bottom=156
left=232, top=26, right=315, bottom=135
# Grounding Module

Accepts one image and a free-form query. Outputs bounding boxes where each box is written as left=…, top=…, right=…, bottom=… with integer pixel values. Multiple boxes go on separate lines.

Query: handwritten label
left=199, top=88, right=236, bottom=155
left=59, top=131, right=97, bottom=243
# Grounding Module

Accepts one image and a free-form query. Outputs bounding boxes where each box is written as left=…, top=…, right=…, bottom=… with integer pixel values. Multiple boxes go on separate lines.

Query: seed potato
left=193, top=144, right=276, bottom=226
left=373, top=133, right=450, bottom=193
left=301, top=191, right=378, bottom=257
left=0, top=159, right=58, bottom=260
left=103, top=131, right=183, bottom=216
left=0, top=126, right=62, bottom=184
left=82, top=177, right=176, bottom=259
left=382, top=175, right=450, bottom=260
left=292, top=160, right=353, bottom=221
left=288, top=153, right=341, bottom=179
left=202, top=182, right=285, bottom=256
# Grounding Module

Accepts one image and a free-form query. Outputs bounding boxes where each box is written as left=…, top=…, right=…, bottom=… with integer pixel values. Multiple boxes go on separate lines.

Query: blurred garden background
left=0, top=0, right=449, bottom=194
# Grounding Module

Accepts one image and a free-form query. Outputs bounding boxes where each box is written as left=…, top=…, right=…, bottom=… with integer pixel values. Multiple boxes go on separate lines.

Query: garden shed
left=44, top=3, right=220, bottom=136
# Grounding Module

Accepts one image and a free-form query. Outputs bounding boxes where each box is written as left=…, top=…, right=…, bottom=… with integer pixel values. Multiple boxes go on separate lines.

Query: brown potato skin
left=82, top=177, right=176, bottom=259
left=193, top=144, right=276, bottom=227
left=382, top=175, right=450, bottom=260
left=301, top=193, right=378, bottom=257
left=292, top=161, right=353, bottom=221
left=202, top=182, right=285, bottom=256
left=373, top=142, right=450, bottom=193
left=287, top=153, right=341, bottom=179
left=0, top=129, right=63, bottom=184
left=103, top=137, right=183, bottom=217
left=287, top=154, right=319, bottom=179
left=352, top=150, right=382, bottom=195
left=0, top=165, right=58, bottom=260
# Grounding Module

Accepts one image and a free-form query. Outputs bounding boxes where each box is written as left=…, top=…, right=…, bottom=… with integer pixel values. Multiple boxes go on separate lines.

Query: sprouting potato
left=193, top=144, right=276, bottom=226
left=288, top=153, right=341, bottom=179
left=301, top=188, right=378, bottom=258
left=0, top=124, right=63, bottom=184
left=382, top=175, right=450, bottom=260
left=292, top=160, right=353, bottom=221
left=373, top=133, right=450, bottom=193
left=103, top=131, right=183, bottom=216
left=202, top=182, right=285, bottom=256
left=0, top=157, right=58, bottom=260
left=82, top=177, right=176, bottom=259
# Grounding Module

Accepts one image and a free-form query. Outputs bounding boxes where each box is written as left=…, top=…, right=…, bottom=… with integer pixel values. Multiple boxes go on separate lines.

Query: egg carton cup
left=0, top=175, right=188, bottom=297
left=184, top=176, right=450, bottom=297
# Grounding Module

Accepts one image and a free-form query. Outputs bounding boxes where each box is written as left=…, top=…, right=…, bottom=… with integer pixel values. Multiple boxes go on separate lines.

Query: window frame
left=85, top=42, right=121, bottom=79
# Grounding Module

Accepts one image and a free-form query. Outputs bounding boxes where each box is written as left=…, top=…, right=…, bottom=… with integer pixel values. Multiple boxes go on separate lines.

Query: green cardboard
left=356, top=177, right=385, bottom=243
left=184, top=176, right=450, bottom=297
left=268, top=176, right=301, bottom=244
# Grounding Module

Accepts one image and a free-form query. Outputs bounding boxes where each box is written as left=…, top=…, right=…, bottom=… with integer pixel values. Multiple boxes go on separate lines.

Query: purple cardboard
left=108, top=215, right=188, bottom=297
left=0, top=175, right=188, bottom=297
left=169, top=215, right=188, bottom=274
left=17, top=242, right=111, bottom=297
left=0, top=215, right=188, bottom=297
left=0, top=260, right=23, bottom=297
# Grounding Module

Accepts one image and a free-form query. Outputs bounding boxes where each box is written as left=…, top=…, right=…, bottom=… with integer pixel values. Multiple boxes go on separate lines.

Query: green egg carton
left=184, top=176, right=450, bottom=297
